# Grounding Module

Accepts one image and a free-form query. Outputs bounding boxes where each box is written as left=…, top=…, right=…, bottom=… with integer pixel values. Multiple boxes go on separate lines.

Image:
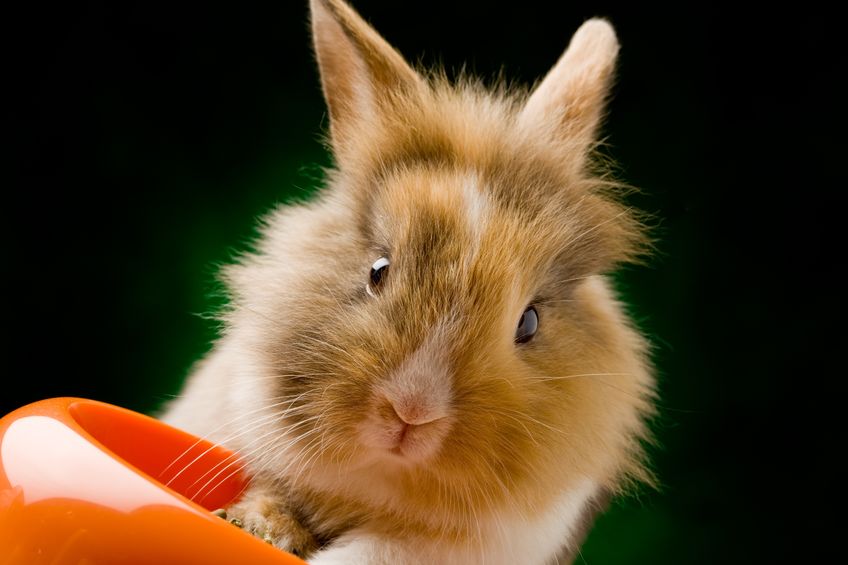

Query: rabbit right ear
left=520, top=19, right=620, bottom=149
left=310, top=0, right=422, bottom=160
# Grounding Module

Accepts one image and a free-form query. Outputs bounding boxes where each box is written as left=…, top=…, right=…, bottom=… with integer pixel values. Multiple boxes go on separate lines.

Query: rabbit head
left=220, top=0, right=655, bottom=524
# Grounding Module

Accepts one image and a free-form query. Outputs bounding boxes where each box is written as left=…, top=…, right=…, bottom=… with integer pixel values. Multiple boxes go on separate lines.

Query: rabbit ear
left=520, top=19, right=619, bottom=145
left=310, top=0, right=421, bottom=156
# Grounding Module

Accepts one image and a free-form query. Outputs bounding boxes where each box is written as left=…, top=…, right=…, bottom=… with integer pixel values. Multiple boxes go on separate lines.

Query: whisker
left=201, top=425, right=324, bottom=503
left=159, top=392, right=310, bottom=479
left=164, top=408, right=291, bottom=487
left=186, top=415, right=320, bottom=497
left=191, top=421, right=321, bottom=502
left=524, top=372, right=632, bottom=382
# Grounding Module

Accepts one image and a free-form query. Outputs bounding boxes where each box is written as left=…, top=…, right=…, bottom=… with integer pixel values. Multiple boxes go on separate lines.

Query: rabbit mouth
left=358, top=408, right=452, bottom=465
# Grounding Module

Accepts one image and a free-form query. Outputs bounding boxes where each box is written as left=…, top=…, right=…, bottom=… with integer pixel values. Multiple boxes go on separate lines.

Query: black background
left=6, top=1, right=843, bottom=562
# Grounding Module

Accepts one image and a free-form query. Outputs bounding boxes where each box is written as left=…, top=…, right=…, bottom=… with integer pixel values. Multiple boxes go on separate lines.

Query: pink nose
left=390, top=402, right=415, bottom=426
left=389, top=398, right=442, bottom=427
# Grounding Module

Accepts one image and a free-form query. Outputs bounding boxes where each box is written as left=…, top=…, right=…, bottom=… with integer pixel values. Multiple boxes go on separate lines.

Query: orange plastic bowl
left=0, top=397, right=306, bottom=564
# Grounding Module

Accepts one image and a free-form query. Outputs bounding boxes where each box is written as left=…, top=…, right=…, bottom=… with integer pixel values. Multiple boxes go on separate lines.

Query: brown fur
left=163, top=1, right=656, bottom=562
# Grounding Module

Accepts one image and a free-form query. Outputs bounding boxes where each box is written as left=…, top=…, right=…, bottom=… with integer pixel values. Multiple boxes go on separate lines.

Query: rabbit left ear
left=520, top=19, right=619, bottom=145
left=310, top=0, right=422, bottom=158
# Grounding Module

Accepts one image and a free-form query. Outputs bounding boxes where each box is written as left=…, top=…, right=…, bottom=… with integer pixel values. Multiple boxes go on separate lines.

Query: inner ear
left=520, top=18, right=620, bottom=145
left=310, top=0, right=422, bottom=158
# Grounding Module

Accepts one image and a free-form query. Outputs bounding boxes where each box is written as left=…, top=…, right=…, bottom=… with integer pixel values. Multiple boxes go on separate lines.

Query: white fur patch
left=463, top=173, right=488, bottom=229
left=483, top=478, right=598, bottom=564
left=462, top=172, right=489, bottom=262
left=309, top=478, right=599, bottom=565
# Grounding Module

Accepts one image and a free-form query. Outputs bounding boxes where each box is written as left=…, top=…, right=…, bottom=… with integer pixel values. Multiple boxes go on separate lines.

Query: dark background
left=6, top=1, right=843, bottom=562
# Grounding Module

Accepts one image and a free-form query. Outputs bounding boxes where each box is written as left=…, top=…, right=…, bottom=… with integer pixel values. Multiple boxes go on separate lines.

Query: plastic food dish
left=0, top=397, right=306, bottom=564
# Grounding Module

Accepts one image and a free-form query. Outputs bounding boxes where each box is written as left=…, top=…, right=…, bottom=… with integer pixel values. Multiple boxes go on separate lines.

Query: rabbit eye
left=366, top=257, right=390, bottom=297
left=515, top=306, right=539, bottom=344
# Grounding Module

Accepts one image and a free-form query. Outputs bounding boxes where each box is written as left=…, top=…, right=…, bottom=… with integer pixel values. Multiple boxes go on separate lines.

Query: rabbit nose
left=390, top=397, right=443, bottom=427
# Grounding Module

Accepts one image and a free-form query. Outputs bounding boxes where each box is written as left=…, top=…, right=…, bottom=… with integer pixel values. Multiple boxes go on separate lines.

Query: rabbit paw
left=223, top=493, right=319, bottom=558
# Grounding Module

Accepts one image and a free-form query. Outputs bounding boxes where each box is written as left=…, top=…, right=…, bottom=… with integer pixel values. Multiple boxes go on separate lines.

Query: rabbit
left=162, top=0, right=656, bottom=563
